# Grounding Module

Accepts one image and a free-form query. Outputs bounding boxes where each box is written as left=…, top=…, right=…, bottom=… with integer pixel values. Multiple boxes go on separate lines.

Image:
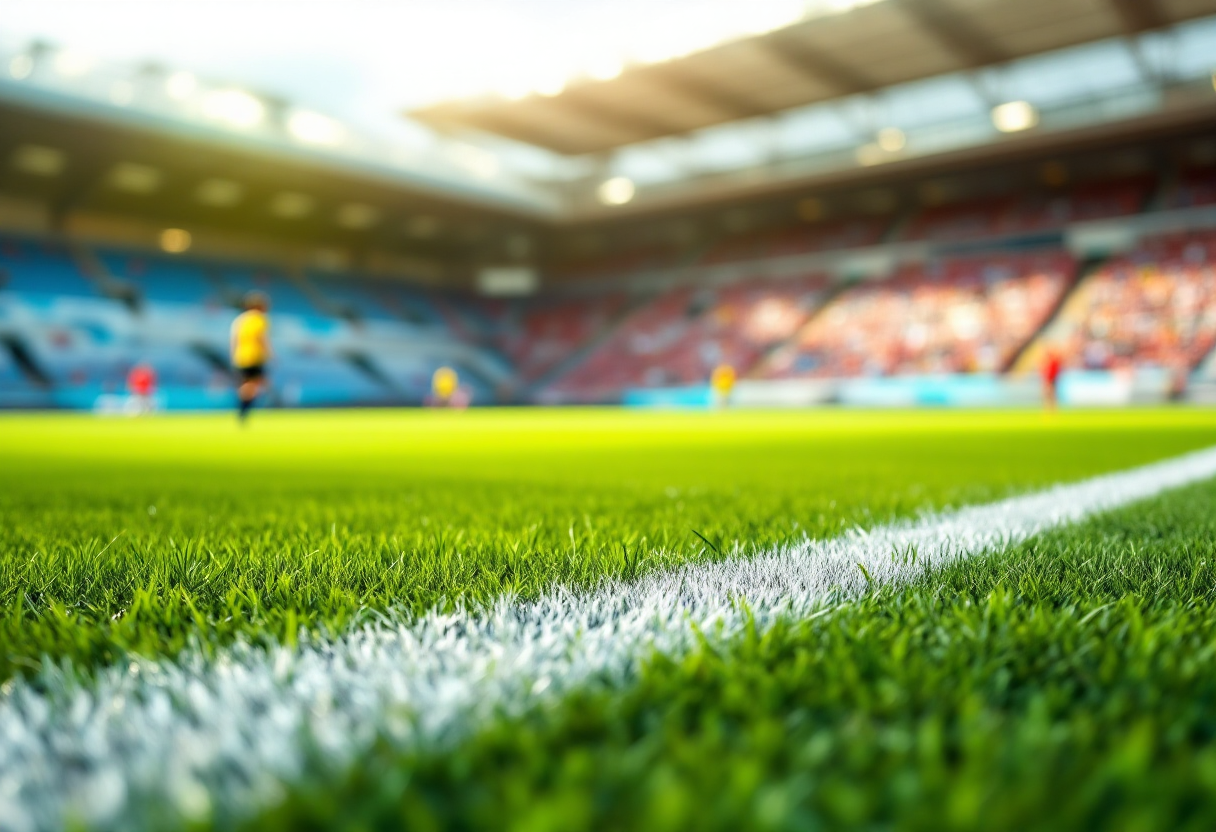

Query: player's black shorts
left=237, top=364, right=265, bottom=383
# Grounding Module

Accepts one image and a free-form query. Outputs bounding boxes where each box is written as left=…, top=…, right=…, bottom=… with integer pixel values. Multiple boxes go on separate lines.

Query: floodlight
left=159, top=228, right=192, bottom=254
left=534, top=77, right=566, bottom=97
left=270, top=192, right=315, bottom=219
left=108, top=163, right=162, bottom=194
left=196, top=179, right=244, bottom=207
left=287, top=111, right=345, bottom=146
left=597, top=177, right=636, bottom=206
left=202, top=89, right=265, bottom=129
left=12, top=145, right=65, bottom=177
left=9, top=55, right=33, bottom=80
left=876, top=128, right=906, bottom=152
left=855, top=143, right=886, bottom=166
left=165, top=71, right=197, bottom=101
left=587, top=59, right=623, bottom=82
left=53, top=50, right=93, bottom=77
left=336, top=203, right=379, bottom=230
left=992, top=101, right=1038, bottom=133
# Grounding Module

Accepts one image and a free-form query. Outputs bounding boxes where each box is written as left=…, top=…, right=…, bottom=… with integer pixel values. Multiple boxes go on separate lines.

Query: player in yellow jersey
left=230, top=291, right=271, bottom=422
left=710, top=363, right=737, bottom=408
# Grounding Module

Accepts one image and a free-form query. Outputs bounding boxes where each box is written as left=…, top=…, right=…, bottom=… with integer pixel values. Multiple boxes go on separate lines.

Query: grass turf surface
left=2, top=408, right=1214, bottom=685
left=242, top=472, right=1216, bottom=832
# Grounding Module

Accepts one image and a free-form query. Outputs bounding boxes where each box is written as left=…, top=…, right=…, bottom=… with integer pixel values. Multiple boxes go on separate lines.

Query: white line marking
left=3, top=447, right=1216, bottom=831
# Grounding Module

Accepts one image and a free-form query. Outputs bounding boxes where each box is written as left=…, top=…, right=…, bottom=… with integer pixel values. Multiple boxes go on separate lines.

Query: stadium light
left=287, top=110, right=345, bottom=146
left=270, top=191, right=315, bottom=219
left=336, top=203, right=379, bottom=230
left=196, top=178, right=244, bottom=207
left=992, top=100, right=1038, bottom=133
left=202, top=89, right=265, bottom=129
left=876, top=128, right=906, bottom=153
left=165, top=71, right=197, bottom=101
left=597, top=176, right=636, bottom=206
left=9, top=55, right=33, bottom=80
left=108, top=162, right=162, bottom=194
left=159, top=228, right=192, bottom=254
left=587, top=58, right=624, bottom=82
left=855, top=143, right=887, bottom=166
left=53, top=49, right=93, bottom=77
left=534, top=77, right=566, bottom=97
left=11, top=145, right=65, bottom=177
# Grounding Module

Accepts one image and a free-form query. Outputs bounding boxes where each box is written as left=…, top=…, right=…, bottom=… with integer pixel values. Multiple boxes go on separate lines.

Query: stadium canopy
left=410, top=0, right=1216, bottom=156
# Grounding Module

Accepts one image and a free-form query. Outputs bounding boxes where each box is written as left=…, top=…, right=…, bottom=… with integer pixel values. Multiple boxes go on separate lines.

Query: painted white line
left=3, top=447, right=1216, bottom=831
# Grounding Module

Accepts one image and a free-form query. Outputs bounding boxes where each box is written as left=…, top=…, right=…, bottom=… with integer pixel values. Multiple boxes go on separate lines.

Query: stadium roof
left=411, top=0, right=1216, bottom=155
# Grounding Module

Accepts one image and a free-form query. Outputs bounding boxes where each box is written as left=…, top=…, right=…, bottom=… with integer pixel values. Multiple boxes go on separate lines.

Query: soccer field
left=4, top=408, right=1216, bottom=831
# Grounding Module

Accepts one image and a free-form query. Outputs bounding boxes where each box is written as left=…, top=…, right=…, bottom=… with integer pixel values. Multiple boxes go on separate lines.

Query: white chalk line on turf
left=4, top=447, right=1216, bottom=832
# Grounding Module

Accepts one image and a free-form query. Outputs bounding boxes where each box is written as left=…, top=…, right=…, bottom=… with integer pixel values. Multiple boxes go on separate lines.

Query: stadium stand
left=0, top=231, right=505, bottom=409
left=549, top=275, right=828, bottom=400
left=1023, top=231, right=1216, bottom=373
left=758, top=251, right=1074, bottom=379
left=901, top=178, right=1153, bottom=242
left=2, top=237, right=100, bottom=299
left=699, top=218, right=889, bottom=265
left=496, top=292, right=630, bottom=382
left=97, top=249, right=223, bottom=307
left=1170, top=165, right=1216, bottom=209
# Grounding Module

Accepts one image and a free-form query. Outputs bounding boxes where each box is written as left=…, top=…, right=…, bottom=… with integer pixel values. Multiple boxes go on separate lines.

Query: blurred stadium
left=9, top=3, right=1216, bottom=831
left=2, top=0, right=1216, bottom=412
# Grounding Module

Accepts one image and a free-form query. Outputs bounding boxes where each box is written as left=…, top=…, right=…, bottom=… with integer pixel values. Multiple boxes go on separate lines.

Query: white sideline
left=4, top=446, right=1216, bottom=831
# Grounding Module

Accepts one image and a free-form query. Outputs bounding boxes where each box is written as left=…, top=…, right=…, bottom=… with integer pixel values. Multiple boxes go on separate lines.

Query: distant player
left=231, top=291, right=271, bottom=422
left=1040, top=348, right=1062, bottom=411
left=428, top=365, right=470, bottom=408
left=126, top=362, right=157, bottom=415
left=710, top=363, right=737, bottom=408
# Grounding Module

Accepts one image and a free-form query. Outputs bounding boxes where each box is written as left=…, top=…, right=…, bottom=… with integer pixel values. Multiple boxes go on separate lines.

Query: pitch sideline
left=5, top=446, right=1216, bottom=832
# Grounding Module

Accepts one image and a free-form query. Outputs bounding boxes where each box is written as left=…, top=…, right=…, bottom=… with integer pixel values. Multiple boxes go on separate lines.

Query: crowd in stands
left=758, top=252, right=1072, bottom=379
left=0, top=234, right=503, bottom=409
left=549, top=276, right=827, bottom=399
left=496, top=293, right=630, bottom=382
left=4, top=165, right=1216, bottom=408
left=1039, top=231, right=1216, bottom=372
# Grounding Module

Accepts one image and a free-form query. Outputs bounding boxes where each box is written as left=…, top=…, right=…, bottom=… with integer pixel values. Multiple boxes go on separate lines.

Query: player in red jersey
left=126, top=362, right=157, bottom=415
left=1040, top=348, right=1063, bottom=411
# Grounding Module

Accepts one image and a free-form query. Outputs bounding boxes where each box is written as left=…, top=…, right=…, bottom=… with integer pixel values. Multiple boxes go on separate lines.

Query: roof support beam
left=554, top=94, right=684, bottom=145
left=761, top=35, right=877, bottom=96
left=1105, top=0, right=1167, bottom=33
left=641, top=66, right=769, bottom=121
left=898, top=0, right=1009, bottom=68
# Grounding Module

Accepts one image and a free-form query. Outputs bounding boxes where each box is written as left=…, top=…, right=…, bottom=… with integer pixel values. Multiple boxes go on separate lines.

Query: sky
left=0, top=0, right=830, bottom=142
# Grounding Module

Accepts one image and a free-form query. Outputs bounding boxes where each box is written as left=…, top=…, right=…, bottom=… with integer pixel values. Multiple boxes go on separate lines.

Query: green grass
left=238, top=471, right=1216, bottom=832
left=2, top=407, right=1214, bottom=686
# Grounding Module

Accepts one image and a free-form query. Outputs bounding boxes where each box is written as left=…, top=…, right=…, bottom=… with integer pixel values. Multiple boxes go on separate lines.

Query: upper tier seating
left=310, top=274, right=446, bottom=327
left=902, top=178, right=1152, bottom=242
left=218, top=268, right=321, bottom=319
left=99, top=250, right=223, bottom=307
left=699, top=219, right=889, bottom=265
left=1170, top=166, right=1216, bottom=209
left=759, top=251, right=1073, bottom=379
left=1, top=237, right=98, bottom=299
